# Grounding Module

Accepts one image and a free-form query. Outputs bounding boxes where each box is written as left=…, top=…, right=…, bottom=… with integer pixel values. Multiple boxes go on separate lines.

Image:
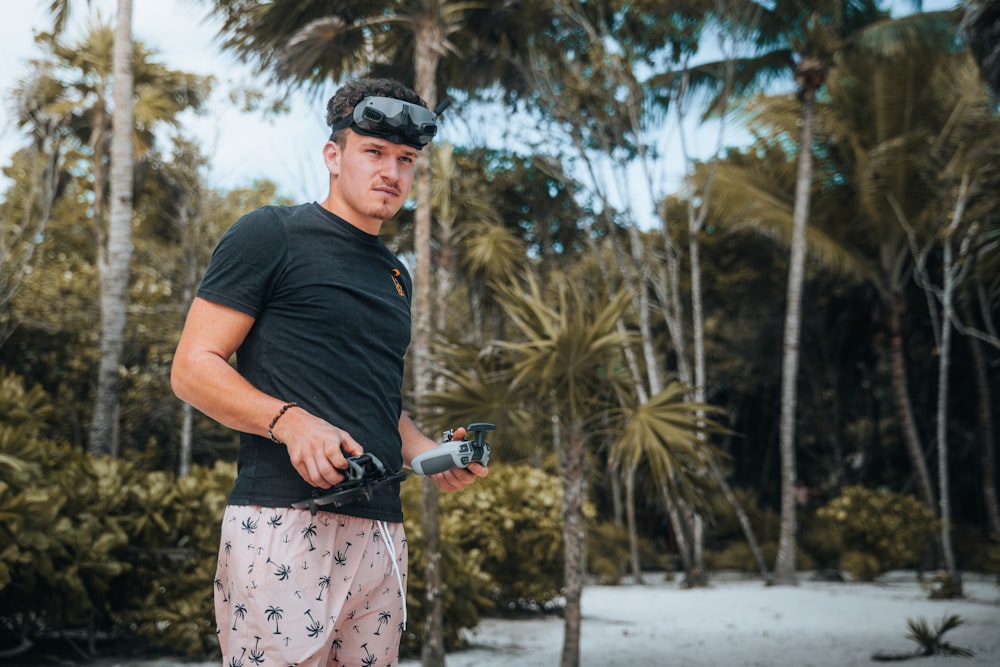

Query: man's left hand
left=431, top=461, right=488, bottom=492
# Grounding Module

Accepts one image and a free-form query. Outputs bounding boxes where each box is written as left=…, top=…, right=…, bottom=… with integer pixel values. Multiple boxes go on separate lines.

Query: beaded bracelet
left=267, top=402, right=299, bottom=444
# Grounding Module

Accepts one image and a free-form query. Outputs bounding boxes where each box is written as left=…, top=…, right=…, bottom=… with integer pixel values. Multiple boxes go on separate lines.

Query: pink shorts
left=214, top=505, right=407, bottom=667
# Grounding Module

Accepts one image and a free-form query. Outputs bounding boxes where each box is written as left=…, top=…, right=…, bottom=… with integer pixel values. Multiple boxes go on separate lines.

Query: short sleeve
left=196, top=207, right=289, bottom=317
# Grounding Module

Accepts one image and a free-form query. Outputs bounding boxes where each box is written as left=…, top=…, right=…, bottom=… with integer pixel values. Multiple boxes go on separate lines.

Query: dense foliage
left=0, top=376, right=568, bottom=658
left=400, top=464, right=565, bottom=655
left=1, top=0, right=999, bottom=662
left=815, top=486, right=939, bottom=581
left=0, top=372, right=225, bottom=657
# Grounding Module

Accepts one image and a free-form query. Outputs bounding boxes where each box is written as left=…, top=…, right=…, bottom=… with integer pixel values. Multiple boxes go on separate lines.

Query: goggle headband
left=330, top=96, right=438, bottom=149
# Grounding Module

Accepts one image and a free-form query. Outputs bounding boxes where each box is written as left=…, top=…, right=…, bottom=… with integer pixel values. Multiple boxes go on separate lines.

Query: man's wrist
left=267, top=402, right=299, bottom=444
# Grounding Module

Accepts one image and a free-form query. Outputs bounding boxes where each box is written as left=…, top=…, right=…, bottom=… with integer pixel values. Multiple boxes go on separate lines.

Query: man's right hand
left=276, top=407, right=365, bottom=488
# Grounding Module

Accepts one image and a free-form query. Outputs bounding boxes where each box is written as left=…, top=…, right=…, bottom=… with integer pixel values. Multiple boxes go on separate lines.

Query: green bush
left=2, top=373, right=564, bottom=660
left=400, top=464, right=564, bottom=652
left=705, top=487, right=780, bottom=546
left=706, top=540, right=779, bottom=573
left=0, top=371, right=232, bottom=658
left=840, top=550, right=882, bottom=582
left=1, top=372, right=131, bottom=636
left=925, top=571, right=964, bottom=599
left=703, top=487, right=783, bottom=575
left=401, top=478, right=491, bottom=657
left=587, top=521, right=674, bottom=583
left=454, top=464, right=564, bottom=611
left=112, top=460, right=234, bottom=656
left=816, top=485, right=937, bottom=581
left=587, top=521, right=629, bottom=584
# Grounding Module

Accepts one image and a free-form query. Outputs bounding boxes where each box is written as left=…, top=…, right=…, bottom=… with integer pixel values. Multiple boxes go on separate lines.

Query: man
left=171, top=77, right=487, bottom=667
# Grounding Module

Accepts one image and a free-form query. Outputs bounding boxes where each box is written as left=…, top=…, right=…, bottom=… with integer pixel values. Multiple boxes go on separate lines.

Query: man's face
left=323, top=130, right=420, bottom=230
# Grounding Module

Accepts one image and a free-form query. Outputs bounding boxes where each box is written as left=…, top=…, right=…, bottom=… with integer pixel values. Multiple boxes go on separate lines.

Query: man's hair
left=326, top=78, right=427, bottom=145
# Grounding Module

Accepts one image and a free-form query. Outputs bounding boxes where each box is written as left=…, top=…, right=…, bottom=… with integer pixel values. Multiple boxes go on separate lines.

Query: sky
left=0, top=0, right=962, bottom=210
left=0, top=0, right=732, bottom=215
left=0, top=0, right=335, bottom=202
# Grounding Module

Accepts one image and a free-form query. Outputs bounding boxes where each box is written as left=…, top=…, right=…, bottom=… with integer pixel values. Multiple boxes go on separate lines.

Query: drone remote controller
left=291, top=453, right=408, bottom=515
left=411, top=422, right=496, bottom=476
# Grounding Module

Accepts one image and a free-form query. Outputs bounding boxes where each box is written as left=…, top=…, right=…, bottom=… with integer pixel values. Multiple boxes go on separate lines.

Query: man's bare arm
left=171, top=297, right=362, bottom=487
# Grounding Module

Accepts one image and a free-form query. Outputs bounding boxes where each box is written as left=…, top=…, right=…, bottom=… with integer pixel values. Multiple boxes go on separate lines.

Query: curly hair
left=325, top=78, right=427, bottom=144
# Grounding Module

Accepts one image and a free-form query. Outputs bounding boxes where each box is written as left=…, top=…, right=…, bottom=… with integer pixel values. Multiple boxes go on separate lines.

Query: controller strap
left=291, top=470, right=409, bottom=515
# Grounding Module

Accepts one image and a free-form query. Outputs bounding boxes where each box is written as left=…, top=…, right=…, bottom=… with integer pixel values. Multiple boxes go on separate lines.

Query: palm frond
left=493, top=274, right=633, bottom=419
left=848, top=9, right=960, bottom=60
left=609, top=383, right=729, bottom=491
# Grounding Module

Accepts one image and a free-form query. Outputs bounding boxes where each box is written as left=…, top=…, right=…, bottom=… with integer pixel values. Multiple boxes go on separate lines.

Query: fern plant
left=905, top=615, right=975, bottom=658
left=872, top=614, right=974, bottom=661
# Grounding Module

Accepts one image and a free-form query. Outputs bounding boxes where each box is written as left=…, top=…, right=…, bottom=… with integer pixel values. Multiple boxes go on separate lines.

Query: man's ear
left=323, top=140, right=341, bottom=176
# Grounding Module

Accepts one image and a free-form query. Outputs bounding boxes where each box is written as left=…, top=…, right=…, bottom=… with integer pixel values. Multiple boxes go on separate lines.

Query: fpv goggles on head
left=330, top=95, right=441, bottom=149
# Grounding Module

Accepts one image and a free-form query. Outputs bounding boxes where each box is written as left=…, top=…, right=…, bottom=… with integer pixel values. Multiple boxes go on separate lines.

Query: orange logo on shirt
left=390, top=269, right=404, bottom=296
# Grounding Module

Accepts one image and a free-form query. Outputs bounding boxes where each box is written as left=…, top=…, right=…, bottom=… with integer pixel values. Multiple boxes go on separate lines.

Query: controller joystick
left=411, top=422, right=496, bottom=476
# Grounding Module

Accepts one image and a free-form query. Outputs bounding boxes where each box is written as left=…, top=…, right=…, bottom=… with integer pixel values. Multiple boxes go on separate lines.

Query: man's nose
left=379, top=158, right=401, bottom=181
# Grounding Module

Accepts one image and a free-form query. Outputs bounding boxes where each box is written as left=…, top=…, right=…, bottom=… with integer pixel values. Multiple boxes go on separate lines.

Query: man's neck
left=318, top=195, right=383, bottom=236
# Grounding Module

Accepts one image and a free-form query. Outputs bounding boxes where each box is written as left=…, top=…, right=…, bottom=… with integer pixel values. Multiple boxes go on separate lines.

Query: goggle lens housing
left=333, top=96, right=438, bottom=149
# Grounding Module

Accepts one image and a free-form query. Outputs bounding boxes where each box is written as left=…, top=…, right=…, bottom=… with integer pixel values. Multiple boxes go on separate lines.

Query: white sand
left=401, top=572, right=1000, bottom=667
left=85, top=571, right=998, bottom=667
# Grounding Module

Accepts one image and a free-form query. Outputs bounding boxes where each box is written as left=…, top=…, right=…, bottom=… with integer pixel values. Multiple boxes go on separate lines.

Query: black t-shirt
left=196, top=202, right=413, bottom=521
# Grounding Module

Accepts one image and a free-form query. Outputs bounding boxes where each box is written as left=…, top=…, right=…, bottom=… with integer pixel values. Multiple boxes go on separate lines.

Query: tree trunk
left=962, top=296, right=1000, bottom=535
left=609, top=461, right=624, bottom=526
left=887, top=295, right=937, bottom=510
left=424, top=140, right=458, bottom=667
left=690, top=514, right=706, bottom=587
left=88, top=0, right=134, bottom=457
left=179, top=403, right=193, bottom=478
left=709, top=458, right=771, bottom=582
left=413, top=21, right=447, bottom=667
left=773, top=90, right=817, bottom=586
left=624, top=465, right=644, bottom=584
left=937, top=246, right=958, bottom=583
left=559, top=419, right=587, bottom=667
left=177, top=189, right=198, bottom=478
left=934, top=174, right=969, bottom=586
left=660, top=489, right=693, bottom=576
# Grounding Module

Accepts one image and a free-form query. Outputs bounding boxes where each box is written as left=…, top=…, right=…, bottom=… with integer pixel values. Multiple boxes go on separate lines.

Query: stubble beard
left=365, top=201, right=398, bottom=223
left=366, top=180, right=404, bottom=223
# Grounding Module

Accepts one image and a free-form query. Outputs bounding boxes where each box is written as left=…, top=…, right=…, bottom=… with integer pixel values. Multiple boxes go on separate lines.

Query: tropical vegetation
left=1, top=0, right=998, bottom=665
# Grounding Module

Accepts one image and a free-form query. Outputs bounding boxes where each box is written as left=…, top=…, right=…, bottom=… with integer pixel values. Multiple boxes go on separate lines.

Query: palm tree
left=686, top=0, right=954, bottom=584
left=43, top=3, right=208, bottom=456
left=504, top=0, right=722, bottom=585
left=958, top=9, right=1000, bottom=538
left=702, top=8, right=975, bottom=577
left=609, top=382, right=730, bottom=521
left=45, top=0, right=133, bottom=457
left=265, top=605, right=284, bottom=633
left=899, top=49, right=999, bottom=588
left=493, top=273, right=632, bottom=667
left=420, top=143, right=515, bottom=655
left=90, top=0, right=135, bottom=458
left=824, top=21, right=980, bottom=586
left=872, top=614, right=975, bottom=660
